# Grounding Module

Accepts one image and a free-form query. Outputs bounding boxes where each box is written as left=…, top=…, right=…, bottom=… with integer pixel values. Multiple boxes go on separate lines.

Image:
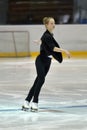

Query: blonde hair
left=43, top=17, right=54, bottom=25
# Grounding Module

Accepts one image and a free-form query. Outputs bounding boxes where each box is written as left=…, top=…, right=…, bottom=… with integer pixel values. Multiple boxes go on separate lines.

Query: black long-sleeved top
left=40, top=30, right=63, bottom=63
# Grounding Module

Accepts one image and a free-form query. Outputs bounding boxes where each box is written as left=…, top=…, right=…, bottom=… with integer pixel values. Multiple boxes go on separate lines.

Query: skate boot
left=22, top=100, right=30, bottom=111
left=31, top=102, right=38, bottom=112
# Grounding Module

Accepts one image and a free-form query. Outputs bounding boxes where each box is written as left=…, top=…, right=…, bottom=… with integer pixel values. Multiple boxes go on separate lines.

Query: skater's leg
left=25, top=76, right=38, bottom=102
left=25, top=55, right=44, bottom=103
left=32, top=57, right=51, bottom=103
left=32, top=70, right=45, bottom=103
left=25, top=56, right=40, bottom=102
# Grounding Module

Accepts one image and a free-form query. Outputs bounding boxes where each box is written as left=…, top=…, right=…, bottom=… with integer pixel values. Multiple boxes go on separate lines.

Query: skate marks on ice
left=0, top=104, right=87, bottom=113
left=40, top=105, right=87, bottom=114
left=0, top=108, right=21, bottom=112
left=0, top=107, right=64, bottom=113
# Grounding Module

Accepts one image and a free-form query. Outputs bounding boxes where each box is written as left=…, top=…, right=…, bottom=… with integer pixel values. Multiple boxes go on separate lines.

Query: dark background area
left=0, top=0, right=87, bottom=25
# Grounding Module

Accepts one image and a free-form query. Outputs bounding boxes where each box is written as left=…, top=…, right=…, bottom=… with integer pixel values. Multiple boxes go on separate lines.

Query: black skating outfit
left=25, top=30, right=63, bottom=103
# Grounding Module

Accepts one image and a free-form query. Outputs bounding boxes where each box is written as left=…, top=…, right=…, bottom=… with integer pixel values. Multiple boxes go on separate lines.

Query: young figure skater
left=22, top=17, right=70, bottom=111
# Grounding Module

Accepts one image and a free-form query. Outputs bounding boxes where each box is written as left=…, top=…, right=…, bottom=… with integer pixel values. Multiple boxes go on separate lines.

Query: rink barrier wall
left=0, top=51, right=87, bottom=58
left=0, top=25, right=87, bottom=58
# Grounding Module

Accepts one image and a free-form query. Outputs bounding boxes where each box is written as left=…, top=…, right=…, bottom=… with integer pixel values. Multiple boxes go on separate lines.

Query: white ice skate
left=31, top=102, right=38, bottom=112
left=22, top=100, right=30, bottom=111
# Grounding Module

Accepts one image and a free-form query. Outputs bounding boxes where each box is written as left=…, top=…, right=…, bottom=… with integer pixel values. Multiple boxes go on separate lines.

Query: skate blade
left=30, top=108, right=38, bottom=112
left=22, top=106, right=29, bottom=112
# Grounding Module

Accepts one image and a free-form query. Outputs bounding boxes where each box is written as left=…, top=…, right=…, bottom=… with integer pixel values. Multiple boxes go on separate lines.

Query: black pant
left=25, top=55, right=51, bottom=103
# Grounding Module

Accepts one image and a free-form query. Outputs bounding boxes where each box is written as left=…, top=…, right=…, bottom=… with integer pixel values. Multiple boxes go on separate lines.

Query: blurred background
left=0, top=0, right=87, bottom=58
left=0, top=0, right=87, bottom=25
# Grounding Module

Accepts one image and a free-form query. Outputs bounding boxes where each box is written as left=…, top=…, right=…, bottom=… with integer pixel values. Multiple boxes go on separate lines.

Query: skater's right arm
left=33, top=40, right=42, bottom=45
left=53, top=47, right=71, bottom=59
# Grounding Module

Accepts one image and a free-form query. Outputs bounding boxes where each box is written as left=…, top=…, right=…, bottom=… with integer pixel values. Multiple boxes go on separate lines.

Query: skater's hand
left=33, top=40, right=42, bottom=45
left=65, top=50, right=71, bottom=59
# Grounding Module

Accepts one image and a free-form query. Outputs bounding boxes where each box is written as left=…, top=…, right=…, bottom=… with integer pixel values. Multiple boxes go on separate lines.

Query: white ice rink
left=0, top=58, right=87, bottom=130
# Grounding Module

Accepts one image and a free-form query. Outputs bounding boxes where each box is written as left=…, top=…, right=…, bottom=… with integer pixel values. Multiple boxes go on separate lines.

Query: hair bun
left=43, top=17, right=54, bottom=25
